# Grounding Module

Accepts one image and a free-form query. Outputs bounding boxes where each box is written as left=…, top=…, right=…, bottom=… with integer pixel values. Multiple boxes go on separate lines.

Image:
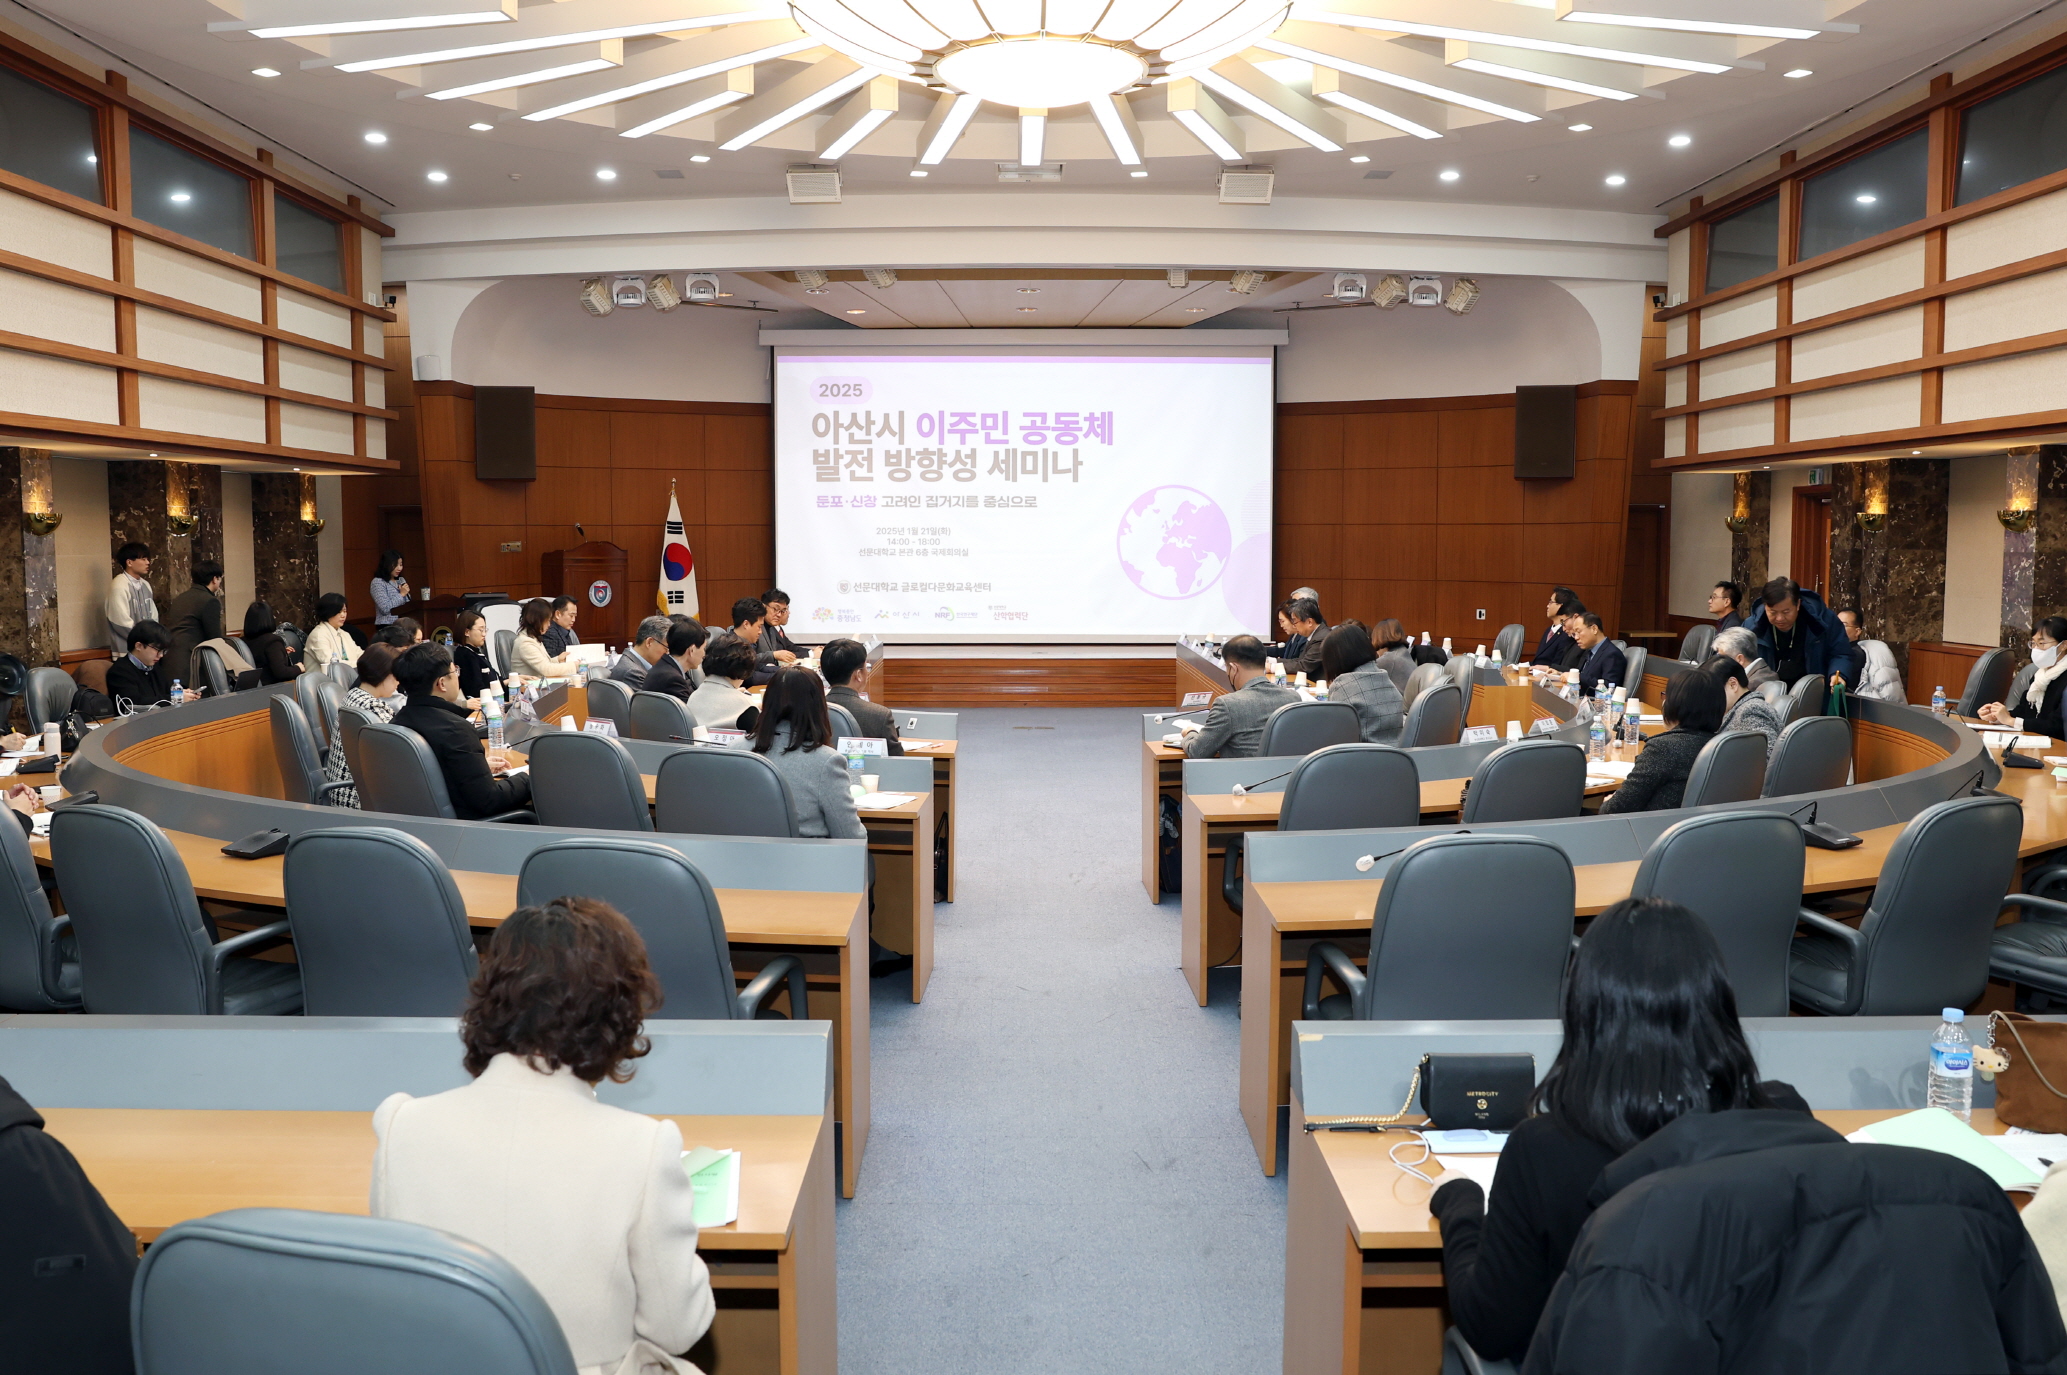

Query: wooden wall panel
left=879, top=658, right=1170, bottom=707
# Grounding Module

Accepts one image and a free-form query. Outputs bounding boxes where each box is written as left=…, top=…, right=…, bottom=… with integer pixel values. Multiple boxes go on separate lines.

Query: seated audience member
left=645, top=618, right=708, bottom=703
left=507, top=598, right=573, bottom=681
left=1431, top=897, right=1807, bottom=1363
left=1532, top=587, right=1578, bottom=663
left=372, top=898, right=714, bottom=1374
left=1272, top=605, right=1299, bottom=658
left=0, top=1073, right=139, bottom=1375
left=541, top=596, right=581, bottom=658
left=1570, top=613, right=1626, bottom=696
left=165, top=559, right=224, bottom=687
left=710, top=598, right=777, bottom=683
left=1321, top=622, right=1403, bottom=744
left=1703, top=654, right=1785, bottom=758
left=2020, top=1155, right=2067, bottom=1320
left=303, top=592, right=357, bottom=672
left=1837, top=608, right=1906, bottom=703
left=391, top=642, right=531, bottom=820
left=1980, top=617, right=2067, bottom=739
left=1534, top=598, right=1584, bottom=668
left=242, top=601, right=301, bottom=684
left=1598, top=667, right=1725, bottom=814
left=451, top=610, right=502, bottom=702
left=821, top=637, right=903, bottom=754
left=323, top=644, right=402, bottom=809
left=1283, top=596, right=1330, bottom=680
left=378, top=617, right=424, bottom=652
left=1370, top=618, right=1414, bottom=694
left=758, top=589, right=801, bottom=665
left=750, top=669, right=866, bottom=840
left=688, top=638, right=759, bottom=733
left=106, top=619, right=174, bottom=709
left=1182, top=635, right=1300, bottom=759
left=4, top=781, right=47, bottom=837
left=612, top=616, right=671, bottom=689
left=1712, top=625, right=1777, bottom=692
left=1411, top=641, right=1451, bottom=667
left=1710, top=579, right=1746, bottom=632
left=1744, top=576, right=1863, bottom=690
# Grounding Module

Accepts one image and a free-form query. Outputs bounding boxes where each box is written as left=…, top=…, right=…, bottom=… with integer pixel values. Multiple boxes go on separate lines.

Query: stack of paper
left=1846, top=1108, right=2044, bottom=1190
left=681, top=1146, right=741, bottom=1228
left=857, top=792, right=922, bottom=808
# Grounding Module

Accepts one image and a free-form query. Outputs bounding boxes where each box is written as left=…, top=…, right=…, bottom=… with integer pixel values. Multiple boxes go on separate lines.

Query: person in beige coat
left=371, top=897, right=714, bottom=1375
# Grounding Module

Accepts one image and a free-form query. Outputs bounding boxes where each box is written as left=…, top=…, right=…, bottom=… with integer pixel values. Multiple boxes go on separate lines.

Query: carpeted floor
left=836, top=708, right=1285, bottom=1372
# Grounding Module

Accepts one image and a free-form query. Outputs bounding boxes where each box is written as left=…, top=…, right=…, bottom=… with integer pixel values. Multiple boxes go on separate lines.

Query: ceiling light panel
left=318, top=5, right=775, bottom=74
left=424, top=46, right=623, bottom=102
left=1163, top=78, right=1245, bottom=161
left=1309, top=67, right=1444, bottom=138
left=1260, top=25, right=1543, bottom=122
left=521, top=21, right=816, bottom=120
left=917, top=89, right=981, bottom=164
left=1195, top=60, right=1343, bottom=151
left=830, top=0, right=954, bottom=49
left=218, top=0, right=517, bottom=39
left=1289, top=0, right=1742, bottom=73
left=818, top=75, right=903, bottom=158
left=1090, top=91, right=1144, bottom=165
left=1553, top=0, right=1831, bottom=40
left=1146, top=0, right=1293, bottom=62
left=1018, top=110, right=1047, bottom=167
left=1446, top=52, right=1641, bottom=102
left=717, top=57, right=872, bottom=149
left=616, top=68, right=757, bottom=137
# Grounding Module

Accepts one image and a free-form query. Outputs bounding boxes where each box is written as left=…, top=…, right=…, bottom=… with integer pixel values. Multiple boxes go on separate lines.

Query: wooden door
left=1621, top=504, right=1665, bottom=635
left=1790, top=485, right=1833, bottom=598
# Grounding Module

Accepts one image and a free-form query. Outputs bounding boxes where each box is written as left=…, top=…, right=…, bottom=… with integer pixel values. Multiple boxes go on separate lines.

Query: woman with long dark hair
left=241, top=600, right=300, bottom=684
left=750, top=668, right=865, bottom=840
left=1430, top=897, right=1805, bottom=1362
left=370, top=550, right=409, bottom=627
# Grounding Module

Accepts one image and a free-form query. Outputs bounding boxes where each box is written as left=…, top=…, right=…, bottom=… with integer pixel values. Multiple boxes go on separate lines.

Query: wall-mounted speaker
left=1514, top=384, right=1578, bottom=479
left=475, top=386, right=536, bottom=482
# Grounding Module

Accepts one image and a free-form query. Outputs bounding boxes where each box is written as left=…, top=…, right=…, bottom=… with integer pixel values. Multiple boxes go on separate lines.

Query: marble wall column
left=2002, top=448, right=2042, bottom=657
left=1829, top=458, right=1949, bottom=678
left=1730, top=471, right=1771, bottom=596
left=251, top=474, right=321, bottom=626
left=107, top=460, right=223, bottom=611
left=2030, top=449, right=2067, bottom=652
left=0, top=447, right=60, bottom=667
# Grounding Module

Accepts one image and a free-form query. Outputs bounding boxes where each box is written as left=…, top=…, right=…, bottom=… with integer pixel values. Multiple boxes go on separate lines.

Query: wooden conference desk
left=1239, top=733, right=2067, bottom=1177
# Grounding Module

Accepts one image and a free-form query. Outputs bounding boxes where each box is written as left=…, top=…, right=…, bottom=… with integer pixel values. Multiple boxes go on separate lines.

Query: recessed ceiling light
left=1855, top=192, right=1877, bottom=204
left=1349, top=155, right=1370, bottom=163
left=1784, top=68, right=1813, bottom=78
left=469, top=122, right=493, bottom=132
left=1912, top=450, right=1922, bottom=455
left=909, top=169, right=928, bottom=177
left=1129, top=170, right=1147, bottom=177
left=169, top=192, right=191, bottom=203
left=1668, top=134, right=1691, bottom=148
left=1605, top=174, right=1627, bottom=186
left=1017, top=306, right=1037, bottom=312
left=846, top=308, right=866, bottom=314
left=1438, top=169, right=1460, bottom=181
left=427, top=170, right=448, bottom=182
left=689, top=155, right=710, bottom=163
left=1017, top=287, right=1040, bottom=294
left=364, top=131, right=387, bottom=144
left=596, top=168, right=617, bottom=180
left=1185, top=307, right=1207, bottom=312
left=251, top=67, right=281, bottom=78
left=1568, top=123, right=1592, bottom=132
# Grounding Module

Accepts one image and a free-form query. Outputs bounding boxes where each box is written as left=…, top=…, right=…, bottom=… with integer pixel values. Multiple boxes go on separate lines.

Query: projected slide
left=774, top=348, right=1273, bottom=641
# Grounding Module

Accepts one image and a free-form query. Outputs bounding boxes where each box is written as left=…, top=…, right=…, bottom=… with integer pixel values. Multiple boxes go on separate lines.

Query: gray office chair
left=1304, top=833, right=1574, bottom=1020
left=629, top=690, right=698, bottom=742
left=1789, top=794, right=2022, bottom=1016
left=492, top=627, right=518, bottom=678
left=0, top=802, right=77, bottom=1010
left=1680, top=728, right=1768, bottom=807
left=1399, top=681, right=1464, bottom=748
left=294, top=672, right=333, bottom=756
left=228, top=637, right=257, bottom=669
left=1956, top=647, right=2015, bottom=718
left=283, top=828, right=477, bottom=1017
left=1446, top=653, right=1476, bottom=717
left=526, top=731, right=652, bottom=831
left=1760, top=715, right=1851, bottom=797
left=1782, top=672, right=1827, bottom=725
left=1631, top=811, right=1804, bottom=1016
left=277, top=623, right=305, bottom=653
left=49, top=804, right=302, bottom=1015
left=325, top=660, right=358, bottom=689
left=133, top=1208, right=578, bottom=1375
left=270, top=697, right=354, bottom=807
left=1258, top=700, right=1361, bottom=757
left=1459, top=739, right=1585, bottom=823
left=584, top=677, right=633, bottom=735
left=1989, top=883, right=2067, bottom=1008
left=1677, top=624, right=1715, bottom=663
left=1756, top=680, right=1788, bottom=705
left=827, top=701, right=863, bottom=741
left=194, top=645, right=234, bottom=697
left=1401, top=661, right=1448, bottom=710
left=24, top=666, right=74, bottom=731
left=354, top=723, right=535, bottom=824
left=1492, top=623, right=1525, bottom=664
left=1222, top=744, right=1422, bottom=915
left=1623, top=646, right=1649, bottom=698
left=335, top=704, right=376, bottom=789
left=654, top=747, right=800, bottom=837
left=518, top=838, right=807, bottom=1019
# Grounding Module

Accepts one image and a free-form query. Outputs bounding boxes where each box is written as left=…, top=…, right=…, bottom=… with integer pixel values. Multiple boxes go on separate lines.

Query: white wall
left=52, top=455, right=108, bottom=653
left=1766, top=469, right=1810, bottom=585
left=315, top=475, right=345, bottom=604
left=1670, top=472, right=1734, bottom=618
left=222, top=471, right=253, bottom=614
left=1945, top=455, right=2007, bottom=646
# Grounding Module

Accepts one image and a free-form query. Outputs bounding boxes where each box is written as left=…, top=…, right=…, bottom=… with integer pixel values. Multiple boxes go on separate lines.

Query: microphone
left=1353, top=832, right=1469, bottom=872
left=1789, top=798, right=1863, bottom=850
left=1233, top=768, right=1296, bottom=796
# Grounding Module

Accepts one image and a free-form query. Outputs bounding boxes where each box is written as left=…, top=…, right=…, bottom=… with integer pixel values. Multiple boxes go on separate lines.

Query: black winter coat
left=1525, top=1108, right=2067, bottom=1375
left=391, top=694, right=531, bottom=821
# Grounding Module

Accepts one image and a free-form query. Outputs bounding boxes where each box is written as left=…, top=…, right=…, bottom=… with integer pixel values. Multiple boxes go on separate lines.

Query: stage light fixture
left=611, top=275, right=648, bottom=308
left=1167, top=268, right=1189, bottom=288
left=684, top=273, right=721, bottom=304
left=864, top=268, right=898, bottom=288
left=1444, top=278, right=1481, bottom=315
left=1229, top=269, right=1267, bottom=295
left=1331, top=272, right=1367, bottom=302
left=1371, top=273, right=1408, bottom=309
left=794, top=269, right=832, bottom=289
left=1406, top=275, right=1443, bottom=307
left=648, top=275, right=684, bottom=311
left=579, top=277, right=613, bottom=316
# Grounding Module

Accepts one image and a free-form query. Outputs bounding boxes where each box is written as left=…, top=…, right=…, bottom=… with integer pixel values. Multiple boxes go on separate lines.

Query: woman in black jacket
left=1980, top=616, right=2067, bottom=740
left=1597, top=668, right=1723, bottom=814
left=241, top=601, right=301, bottom=685
left=1430, top=897, right=1806, bottom=1363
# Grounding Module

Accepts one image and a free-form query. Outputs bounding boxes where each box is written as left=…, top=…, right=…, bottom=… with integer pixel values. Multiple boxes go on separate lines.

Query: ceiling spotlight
left=647, top=275, right=683, bottom=311
left=1229, top=270, right=1267, bottom=295
left=1912, top=450, right=1922, bottom=455
left=1349, top=155, right=1370, bottom=163
left=1129, top=170, right=1147, bottom=177
left=1371, top=274, right=1409, bottom=309
left=1017, top=287, right=1041, bottom=294
left=1017, top=306, right=1038, bottom=312
left=1331, top=272, right=1368, bottom=303
left=251, top=67, right=281, bottom=78
left=1855, top=193, right=1878, bottom=204
left=794, top=270, right=831, bottom=289
left=845, top=309, right=866, bottom=315
left=910, top=169, right=929, bottom=177
left=1605, top=174, right=1627, bottom=186
left=864, top=268, right=898, bottom=289
left=596, top=168, right=618, bottom=181
left=579, top=278, right=613, bottom=316
left=690, top=155, right=711, bottom=163
left=1406, top=275, right=1444, bottom=308
left=427, top=170, right=448, bottom=182
left=1184, top=307, right=1207, bottom=313
left=469, top=122, right=493, bottom=132
left=1668, top=134, right=1691, bottom=148
left=1444, top=278, right=1481, bottom=315
left=1167, top=268, right=1189, bottom=289
left=364, top=132, right=387, bottom=144
left=1568, top=124, right=1592, bottom=132
left=169, top=192, right=191, bottom=203
left=683, top=273, right=720, bottom=304
left=1784, top=69, right=1813, bottom=78
left=1438, top=169, right=1461, bottom=182
left=611, top=275, right=648, bottom=309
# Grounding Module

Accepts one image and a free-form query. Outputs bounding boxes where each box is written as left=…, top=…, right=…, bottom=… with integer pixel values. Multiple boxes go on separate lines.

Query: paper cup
left=861, top=774, right=880, bottom=794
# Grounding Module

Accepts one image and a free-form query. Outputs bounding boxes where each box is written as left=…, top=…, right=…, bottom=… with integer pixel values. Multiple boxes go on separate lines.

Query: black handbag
left=1304, top=1052, right=1536, bottom=1133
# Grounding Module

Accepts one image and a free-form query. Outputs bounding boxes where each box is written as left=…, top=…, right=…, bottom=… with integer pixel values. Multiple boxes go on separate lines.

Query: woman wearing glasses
left=1978, top=617, right=2067, bottom=740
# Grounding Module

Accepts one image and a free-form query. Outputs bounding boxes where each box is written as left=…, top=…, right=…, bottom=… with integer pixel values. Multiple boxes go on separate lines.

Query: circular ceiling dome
left=934, top=38, right=1146, bottom=109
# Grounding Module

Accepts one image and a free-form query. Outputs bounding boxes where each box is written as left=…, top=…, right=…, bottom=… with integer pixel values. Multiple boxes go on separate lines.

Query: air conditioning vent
left=1219, top=168, right=1274, bottom=204
left=786, top=165, right=842, bottom=204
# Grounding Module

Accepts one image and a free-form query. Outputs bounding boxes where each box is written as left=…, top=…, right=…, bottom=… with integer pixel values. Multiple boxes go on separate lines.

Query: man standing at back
left=1183, top=635, right=1300, bottom=758
left=822, top=637, right=903, bottom=754
left=105, top=542, right=155, bottom=655
left=164, top=559, right=224, bottom=688
left=1744, top=577, right=1862, bottom=690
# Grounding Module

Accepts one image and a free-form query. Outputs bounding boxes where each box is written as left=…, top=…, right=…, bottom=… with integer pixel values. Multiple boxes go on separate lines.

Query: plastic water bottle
left=1588, top=712, right=1608, bottom=762
left=1624, top=706, right=1641, bottom=753
left=169, top=679, right=184, bottom=706
left=1931, top=685, right=1947, bottom=718
left=483, top=695, right=505, bottom=754
left=846, top=748, right=867, bottom=800
left=1929, top=1008, right=1974, bottom=1123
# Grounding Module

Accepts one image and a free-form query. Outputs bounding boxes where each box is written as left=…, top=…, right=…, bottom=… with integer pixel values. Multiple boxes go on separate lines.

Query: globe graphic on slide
left=1116, top=486, right=1231, bottom=600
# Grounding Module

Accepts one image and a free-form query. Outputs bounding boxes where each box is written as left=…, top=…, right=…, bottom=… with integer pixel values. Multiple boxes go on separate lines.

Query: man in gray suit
left=821, top=637, right=903, bottom=755
left=1183, top=634, right=1301, bottom=758
left=610, top=615, right=671, bottom=689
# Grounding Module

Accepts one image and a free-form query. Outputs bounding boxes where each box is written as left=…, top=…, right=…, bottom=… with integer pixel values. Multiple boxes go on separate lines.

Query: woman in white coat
left=1837, top=607, right=1906, bottom=704
left=370, top=897, right=715, bottom=1375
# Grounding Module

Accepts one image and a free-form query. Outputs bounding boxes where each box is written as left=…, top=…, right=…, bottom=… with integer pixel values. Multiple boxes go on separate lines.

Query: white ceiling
left=735, top=267, right=1320, bottom=324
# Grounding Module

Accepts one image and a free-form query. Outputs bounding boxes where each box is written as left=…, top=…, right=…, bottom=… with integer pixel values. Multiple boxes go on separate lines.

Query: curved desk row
left=47, top=684, right=881, bottom=1197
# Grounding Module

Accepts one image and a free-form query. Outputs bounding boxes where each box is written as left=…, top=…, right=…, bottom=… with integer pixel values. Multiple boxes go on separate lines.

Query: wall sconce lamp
left=301, top=516, right=326, bottom=536
left=23, top=510, right=61, bottom=536
left=2000, top=507, right=2037, bottom=532
left=1724, top=515, right=1749, bottom=534
left=166, top=512, right=198, bottom=537
left=1855, top=511, right=1887, bottom=534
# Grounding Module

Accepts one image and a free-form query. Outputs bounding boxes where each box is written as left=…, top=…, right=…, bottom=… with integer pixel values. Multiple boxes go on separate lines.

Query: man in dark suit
left=610, top=615, right=671, bottom=689
left=821, top=637, right=903, bottom=755
left=1284, top=596, right=1330, bottom=680
left=642, top=618, right=707, bottom=702
left=105, top=619, right=174, bottom=709
left=1533, top=590, right=1581, bottom=666
left=163, top=560, right=223, bottom=687
left=389, top=643, right=530, bottom=821
left=1571, top=612, right=1628, bottom=696
left=759, top=589, right=803, bottom=664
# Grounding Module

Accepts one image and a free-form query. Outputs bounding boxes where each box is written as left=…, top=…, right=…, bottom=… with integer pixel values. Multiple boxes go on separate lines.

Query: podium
left=540, top=541, right=629, bottom=647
